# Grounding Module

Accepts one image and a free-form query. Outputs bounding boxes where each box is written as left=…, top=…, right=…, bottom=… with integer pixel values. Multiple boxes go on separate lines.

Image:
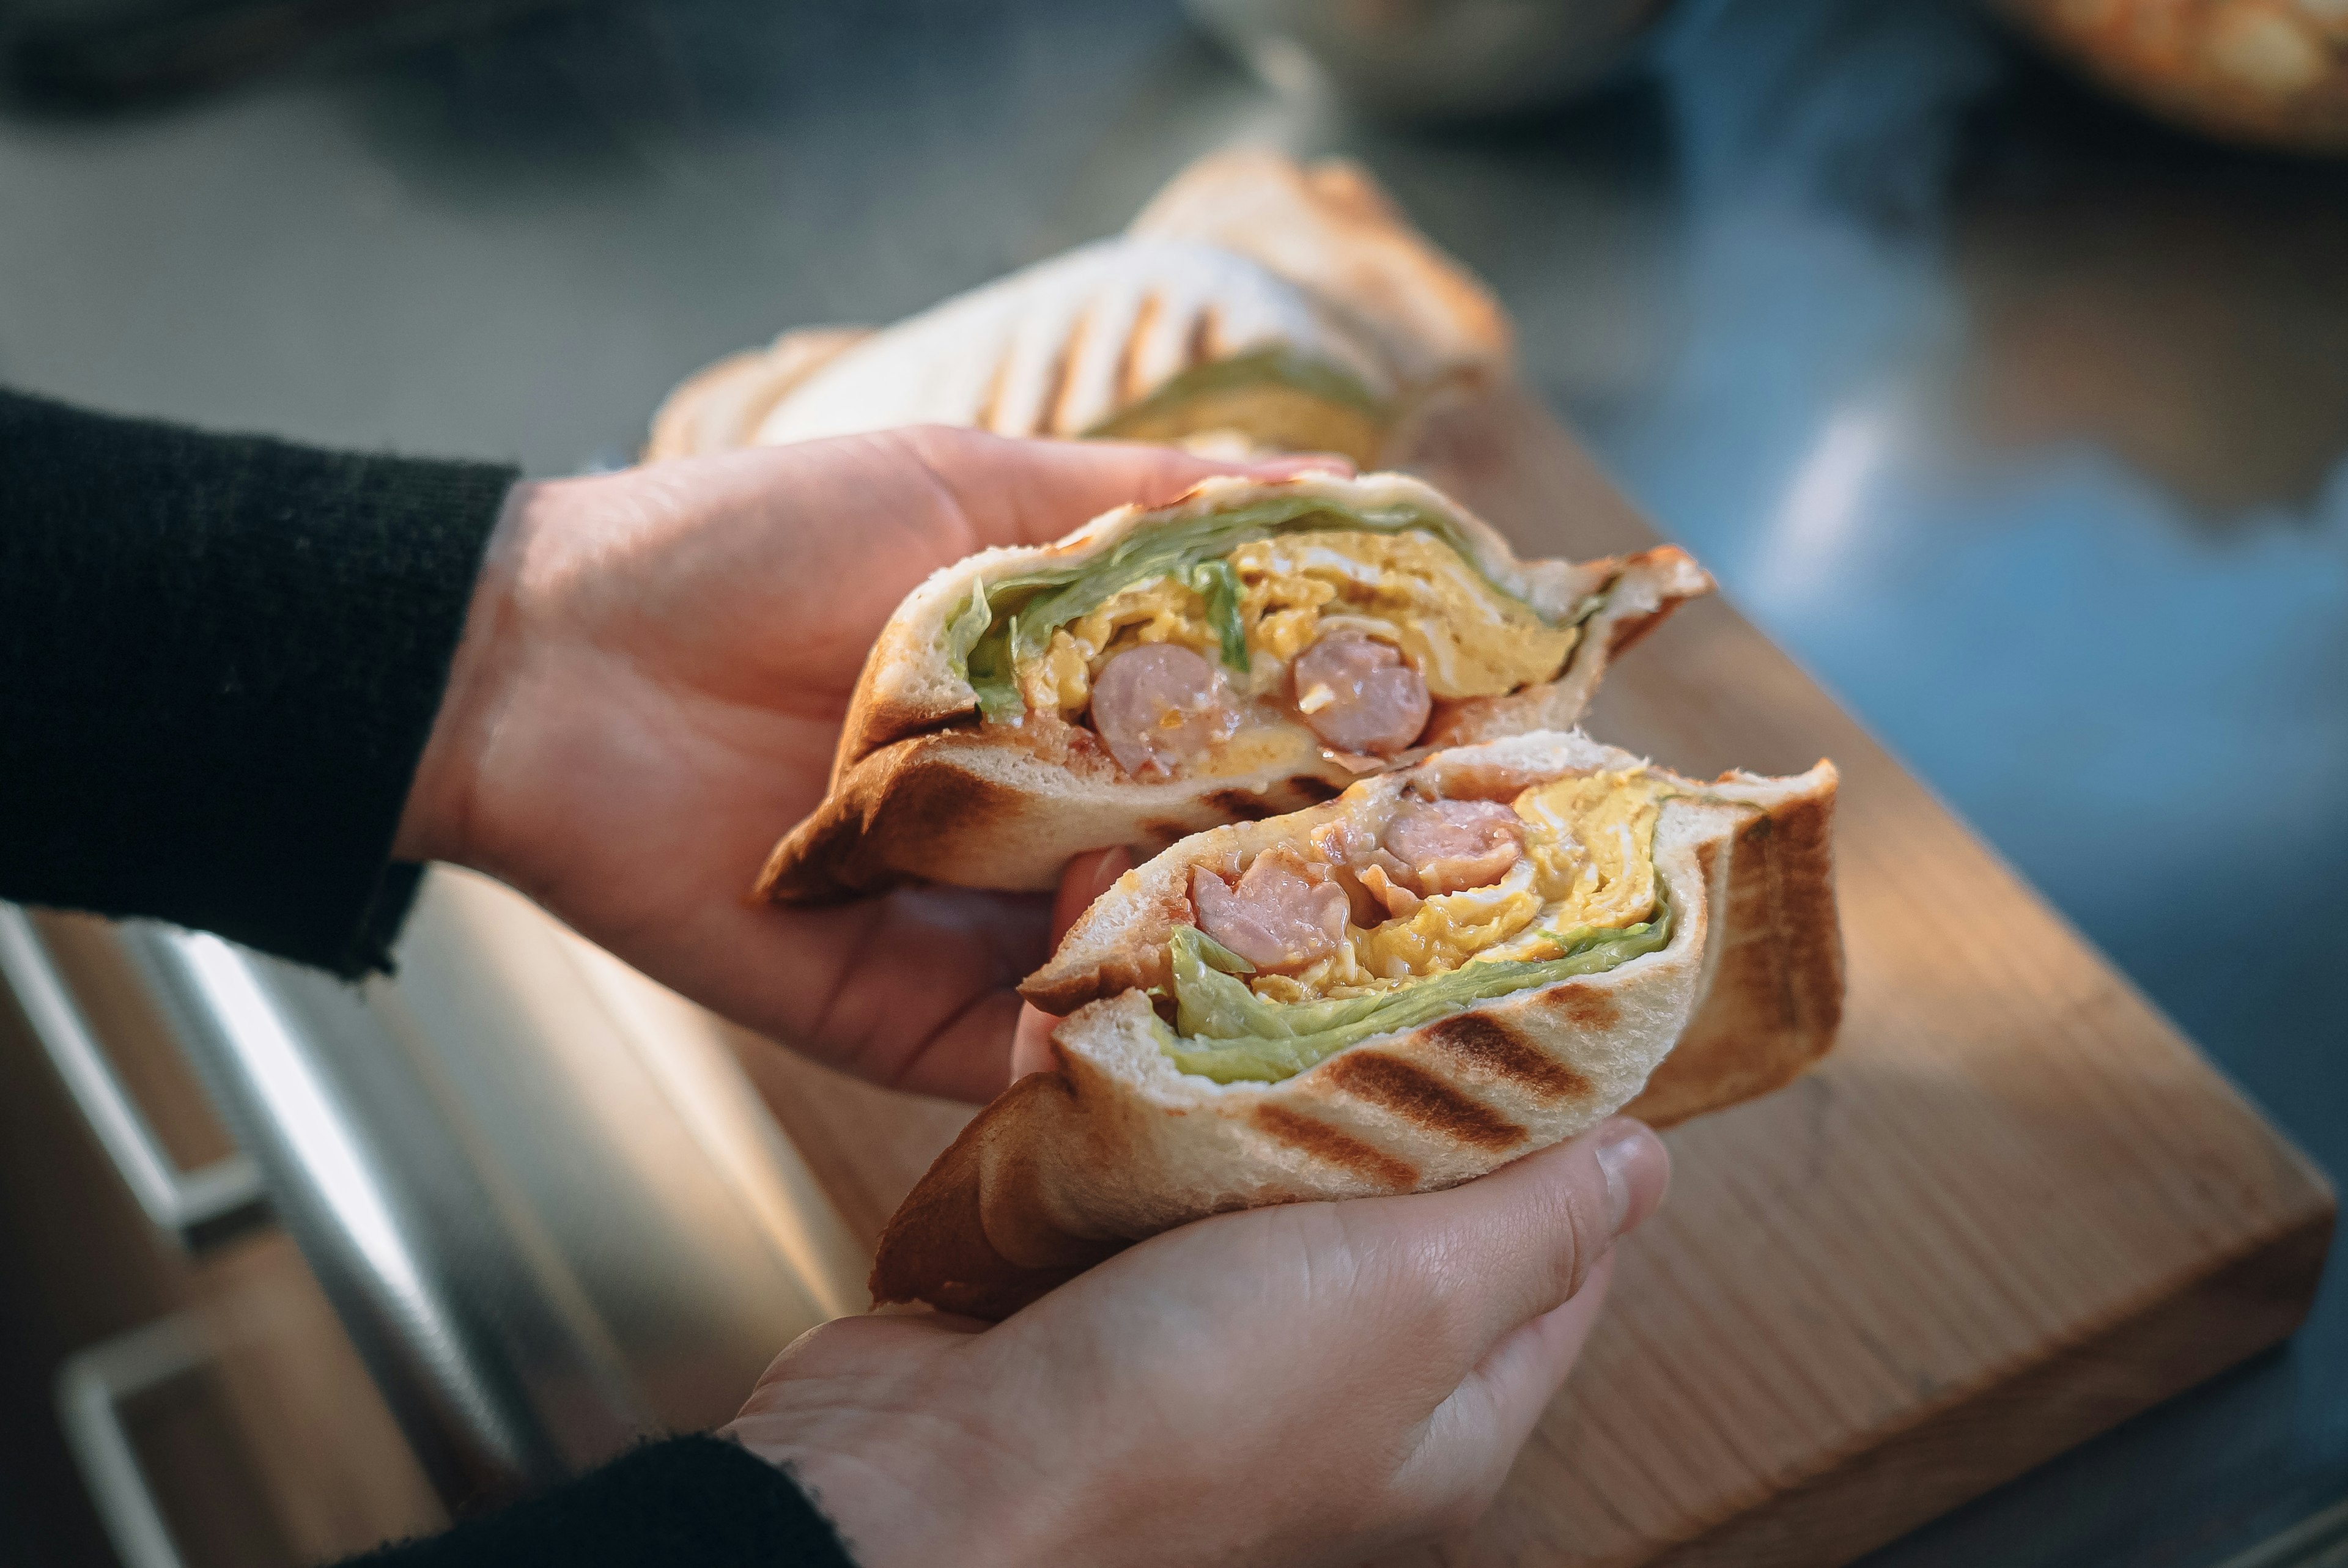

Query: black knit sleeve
left=341, top=1435, right=858, bottom=1568
left=0, top=389, right=515, bottom=976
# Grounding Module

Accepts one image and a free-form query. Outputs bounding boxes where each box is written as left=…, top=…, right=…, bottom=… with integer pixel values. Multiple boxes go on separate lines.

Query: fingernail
left=1249, top=453, right=1355, bottom=479
left=1594, top=1119, right=1662, bottom=1237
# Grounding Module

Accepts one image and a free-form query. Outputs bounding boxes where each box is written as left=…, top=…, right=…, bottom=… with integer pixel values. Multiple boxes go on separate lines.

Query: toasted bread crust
left=868, top=734, right=1840, bottom=1319
left=1621, top=770, right=1844, bottom=1127
left=865, top=1073, right=1118, bottom=1319
left=757, top=731, right=1356, bottom=903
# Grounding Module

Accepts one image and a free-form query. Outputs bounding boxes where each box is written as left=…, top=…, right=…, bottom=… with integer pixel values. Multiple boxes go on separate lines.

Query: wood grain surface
left=728, top=385, right=2335, bottom=1567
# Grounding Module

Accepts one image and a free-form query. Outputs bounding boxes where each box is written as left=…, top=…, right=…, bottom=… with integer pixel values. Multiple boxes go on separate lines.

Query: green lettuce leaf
left=943, top=495, right=1562, bottom=716
left=945, top=577, right=1024, bottom=723
left=1184, top=556, right=1249, bottom=672
left=1159, top=897, right=1673, bottom=1083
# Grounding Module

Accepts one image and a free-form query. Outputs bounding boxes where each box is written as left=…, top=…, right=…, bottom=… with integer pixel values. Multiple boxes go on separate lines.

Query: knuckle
left=1398, top=1245, right=1496, bottom=1360
left=777, top=1316, right=862, bottom=1366
left=1530, top=1154, right=1608, bottom=1305
left=1557, top=1188, right=1604, bottom=1298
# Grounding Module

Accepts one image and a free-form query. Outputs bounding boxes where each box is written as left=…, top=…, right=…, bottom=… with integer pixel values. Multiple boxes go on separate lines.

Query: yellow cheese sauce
left=1014, top=529, right=1578, bottom=718
left=1246, top=770, right=1664, bottom=1006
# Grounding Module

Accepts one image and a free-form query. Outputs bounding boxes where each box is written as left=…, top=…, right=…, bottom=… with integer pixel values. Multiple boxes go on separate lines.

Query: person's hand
left=394, top=428, right=1344, bottom=1100
left=1010, top=844, right=1132, bottom=1080
left=724, top=1117, right=1669, bottom=1568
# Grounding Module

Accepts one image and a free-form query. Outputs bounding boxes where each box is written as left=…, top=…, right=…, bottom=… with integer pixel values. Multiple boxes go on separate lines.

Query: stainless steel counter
left=2, top=871, right=864, bottom=1565
left=2, top=0, right=2341, bottom=1561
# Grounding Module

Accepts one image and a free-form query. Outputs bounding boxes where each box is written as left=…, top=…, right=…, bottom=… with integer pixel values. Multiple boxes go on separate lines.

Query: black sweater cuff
left=342, top=1435, right=857, bottom=1568
left=0, top=390, right=515, bottom=976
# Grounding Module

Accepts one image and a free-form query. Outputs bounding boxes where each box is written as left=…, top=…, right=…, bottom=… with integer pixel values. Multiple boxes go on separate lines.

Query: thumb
left=1367, top=1121, right=1667, bottom=1526
left=1011, top=845, right=1132, bottom=1082
left=1338, top=1118, right=1668, bottom=1385
left=1010, top=1003, right=1058, bottom=1082
left=896, top=425, right=1356, bottom=551
left=1052, top=846, right=1132, bottom=944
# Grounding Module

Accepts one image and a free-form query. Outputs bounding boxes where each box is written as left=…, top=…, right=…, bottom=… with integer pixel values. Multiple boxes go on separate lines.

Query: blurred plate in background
left=1186, top=0, right=1678, bottom=120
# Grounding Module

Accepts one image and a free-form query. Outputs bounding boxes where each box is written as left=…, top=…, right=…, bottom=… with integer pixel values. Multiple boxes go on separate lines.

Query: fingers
left=952, top=1122, right=1661, bottom=1561
left=1012, top=845, right=1134, bottom=1083
left=1355, top=1124, right=1663, bottom=1532
left=1342, top=1118, right=1667, bottom=1372
left=783, top=886, right=1050, bottom=1102
left=1454, top=1251, right=1617, bottom=1457
left=896, top=425, right=1355, bottom=551
left=1041, top=1116, right=1666, bottom=1394
left=1009, top=1003, right=1058, bottom=1082
left=1052, top=846, right=1132, bottom=944
left=1237, top=453, right=1365, bottom=481
left=881, top=990, right=1030, bottom=1103
left=1396, top=1252, right=1619, bottom=1521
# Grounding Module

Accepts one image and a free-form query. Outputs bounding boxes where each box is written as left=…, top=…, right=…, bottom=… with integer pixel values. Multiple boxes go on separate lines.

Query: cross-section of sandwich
left=869, top=730, right=1842, bottom=1319
left=756, top=472, right=1712, bottom=902
left=644, top=149, right=1509, bottom=466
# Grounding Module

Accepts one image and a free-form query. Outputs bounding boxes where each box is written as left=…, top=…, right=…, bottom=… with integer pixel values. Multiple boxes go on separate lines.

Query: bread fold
left=870, top=731, right=1842, bottom=1319
left=756, top=472, right=1712, bottom=902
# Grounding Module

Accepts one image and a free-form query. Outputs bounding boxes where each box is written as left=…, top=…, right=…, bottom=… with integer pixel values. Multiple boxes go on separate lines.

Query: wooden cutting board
left=723, top=385, right=2335, bottom=1567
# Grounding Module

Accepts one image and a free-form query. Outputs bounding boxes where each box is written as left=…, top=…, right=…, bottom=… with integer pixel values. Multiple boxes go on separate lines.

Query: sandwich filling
left=948, top=495, right=1603, bottom=779
left=1160, top=768, right=1672, bottom=1083
left=1084, top=346, right=1391, bottom=468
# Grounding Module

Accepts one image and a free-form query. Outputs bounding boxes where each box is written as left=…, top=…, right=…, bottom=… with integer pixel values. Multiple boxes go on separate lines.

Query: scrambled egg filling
left=1247, top=770, right=1664, bottom=1006
left=1014, top=529, right=1577, bottom=718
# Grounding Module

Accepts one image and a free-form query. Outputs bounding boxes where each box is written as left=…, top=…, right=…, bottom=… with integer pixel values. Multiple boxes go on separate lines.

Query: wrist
left=758, top=1442, right=927, bottom=1568
left=727, top=1383, right=1047, bottom=1568
left=393, top=479, right=538, bottom=867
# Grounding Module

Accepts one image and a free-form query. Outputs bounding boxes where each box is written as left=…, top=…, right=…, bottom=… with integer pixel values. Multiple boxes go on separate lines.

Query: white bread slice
left=643, top=149, right=1511, bottom=461
left=748, top=238, right=1398, bottom=447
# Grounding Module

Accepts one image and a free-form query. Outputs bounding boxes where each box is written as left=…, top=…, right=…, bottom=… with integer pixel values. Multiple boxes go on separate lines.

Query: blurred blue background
left=1, top=0, right=2341, bottom=1560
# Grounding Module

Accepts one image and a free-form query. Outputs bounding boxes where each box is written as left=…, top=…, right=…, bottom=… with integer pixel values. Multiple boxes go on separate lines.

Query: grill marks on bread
left=1423, top=1010, right=1597, bottom=1100
left=1187, top=304, right=1219, bottom=369
left=1036, top=335, right=1076, bottom=440
left=1324, top=1050, right=1527, bottom=1151
left=976, top=343, right=1014, bottom=433
left=1176, top=888, right=1619, bottom=1185
left=1250, top=1105, right=1418, bottom=1190
left=1251, top=1039, right=1541, bottom=1183
left=1118, top=292, right=1161, bottom=405
left=1535, top=983, right=1619, bottom=1032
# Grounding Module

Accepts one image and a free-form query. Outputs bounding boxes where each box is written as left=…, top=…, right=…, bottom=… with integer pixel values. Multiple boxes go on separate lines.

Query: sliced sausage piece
left=1090, top=643, right=1239, bottom=777
left=1291, top=632, right=1431, bottom=756
left=1382, top=798, right=1526, bottom=895
left=1190, top=847, right=1349, bottom=973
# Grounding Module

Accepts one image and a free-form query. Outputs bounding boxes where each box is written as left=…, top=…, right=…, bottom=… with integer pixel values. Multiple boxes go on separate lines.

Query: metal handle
left=54, top=1314, right=206, bottom=1568
left=0, top=903, right=268, bottom=1248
